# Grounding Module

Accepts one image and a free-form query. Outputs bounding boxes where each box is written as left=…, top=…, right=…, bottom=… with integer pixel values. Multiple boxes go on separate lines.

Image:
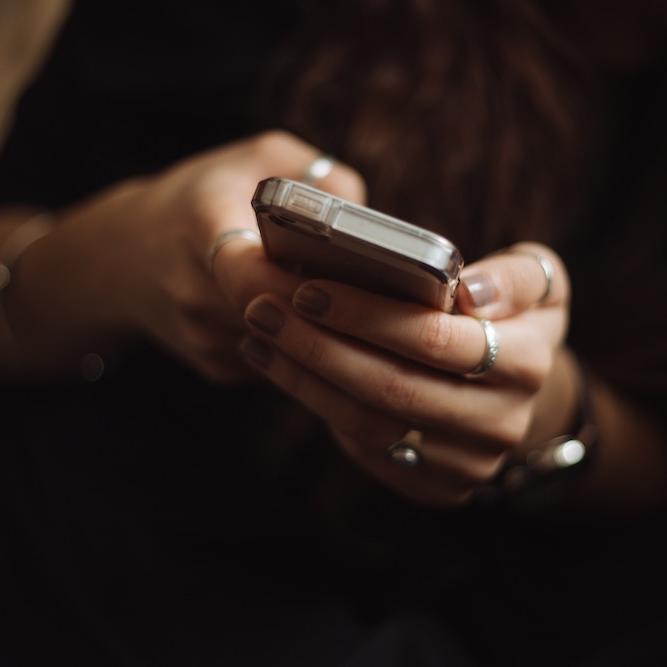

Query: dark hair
left=277, top=1, right=665, bottom=261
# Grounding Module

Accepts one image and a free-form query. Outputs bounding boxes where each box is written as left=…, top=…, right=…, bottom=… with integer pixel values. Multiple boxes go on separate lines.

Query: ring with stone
left=301, top=155, right=335, bottom=185
left=386, top=429, right=423, bottom=467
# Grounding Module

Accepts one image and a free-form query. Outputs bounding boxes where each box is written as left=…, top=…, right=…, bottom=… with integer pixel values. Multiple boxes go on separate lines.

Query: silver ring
left=507, top=249, right=554, bottom=305
left=207, top=229, right=261, bottom=273
left=301, top=155, right=335, bottom=185
left=467, top=319, right=500, bottom=377
left=386, top=429, right=423, bottom=467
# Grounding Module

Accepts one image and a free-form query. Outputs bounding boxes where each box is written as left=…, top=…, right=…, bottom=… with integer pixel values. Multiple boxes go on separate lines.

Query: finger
left=213, top=237, right=304, bottom=313
left=292, top=279, right=563, bottom=387
left=239, top=335, right=403, bottom=445
left=198, top=131, right=366, bottom=307
left=244, top=294, right=531, bottom=446
left=418, top=437, right=506, bottom=487
left=238, top=335, right=474, bottom=506
left=235, top=130, right=367, bottom=204
left=333, top=430, right=476, bottom=508
left=189, top=130, right=367, bottom=265
left=346, top=422, right=506, bottom=489
left=457, top=242, right=570, bottom=320
left=196, top=130, right=366, bottom=208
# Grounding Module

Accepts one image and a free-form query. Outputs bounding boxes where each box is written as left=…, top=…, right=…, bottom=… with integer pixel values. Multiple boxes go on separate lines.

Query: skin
left=241, top=238, right=574, bottom=507
left=1, top=131, right=364, bottom=378
left=2, top=130, right=666, bottom=511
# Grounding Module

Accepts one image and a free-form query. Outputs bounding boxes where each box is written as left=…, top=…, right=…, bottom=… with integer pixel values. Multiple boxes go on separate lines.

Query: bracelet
left=476, top=361, right=598, bottom=510
left=0, top=213, right=53, bottom=339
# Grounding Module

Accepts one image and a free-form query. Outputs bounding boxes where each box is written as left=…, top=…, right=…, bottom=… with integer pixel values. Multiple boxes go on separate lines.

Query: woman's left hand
left=241, top=242, right=571, bottom=507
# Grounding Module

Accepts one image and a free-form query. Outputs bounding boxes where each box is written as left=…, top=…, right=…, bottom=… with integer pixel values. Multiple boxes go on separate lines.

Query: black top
left=2, top=3, right=667, bottom=666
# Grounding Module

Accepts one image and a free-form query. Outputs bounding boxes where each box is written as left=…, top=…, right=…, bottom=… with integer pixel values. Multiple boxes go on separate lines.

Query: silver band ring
left=507, top=249, right=554, bottom=305
left=302, top=155, right=335, bottom=185
left=386, top=429, right=423, bottom=467
left=208, top=228, right=261, bottom=273
left=467, top=319, right=500, bottom=377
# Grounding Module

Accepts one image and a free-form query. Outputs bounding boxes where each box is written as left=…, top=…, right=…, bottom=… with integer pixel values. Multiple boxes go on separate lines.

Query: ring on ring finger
left=465, top=318, right=500, bottom=378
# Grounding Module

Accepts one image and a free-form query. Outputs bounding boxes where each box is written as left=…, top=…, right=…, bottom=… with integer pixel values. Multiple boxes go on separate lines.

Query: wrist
left=525, top=347, right=581, bottom=445
left=0, top=211, right=53, bottom=374
left=477, top=349, right=597, bottom=511
left=3, top=206, right=134, bottom=375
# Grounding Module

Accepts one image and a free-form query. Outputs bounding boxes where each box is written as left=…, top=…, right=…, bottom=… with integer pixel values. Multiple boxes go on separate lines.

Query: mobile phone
left=252, top=177, right=463, bottom=312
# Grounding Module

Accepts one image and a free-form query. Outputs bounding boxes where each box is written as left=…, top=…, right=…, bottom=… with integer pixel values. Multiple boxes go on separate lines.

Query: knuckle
left=514, top=339, right=553, bottom=391
left=418, top=312, right=454, bottom=364
left=166, top=279, right=200, bottom=312
left=530, top=345, right=554, bottom=387
left=187, top=187, right=245, bottom=245
left=377, top=370, right=417, bottom=415
left=460, top=456, right=505, bottom=486
left=302, top=335, right=327, bottom=367
left=253, top=129, right=296, bottom=156
left=492, top=409, right=532, bottom=450
left=187, top=177, right=222, bottom=228
left=510, top=243, right=571, bottom=305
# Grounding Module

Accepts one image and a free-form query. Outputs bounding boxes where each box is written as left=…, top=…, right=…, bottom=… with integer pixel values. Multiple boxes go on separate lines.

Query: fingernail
left=245, top=301, right=285, bottom=335
left=462, top=272, right=498, bottom=308
left=240, top=337, right=273, bottom=370
left=293, top=285, right=331, bottom=318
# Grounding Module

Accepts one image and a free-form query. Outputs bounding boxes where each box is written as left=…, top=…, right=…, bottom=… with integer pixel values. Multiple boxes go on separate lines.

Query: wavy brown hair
left=274, top=1, right=664, bottom=260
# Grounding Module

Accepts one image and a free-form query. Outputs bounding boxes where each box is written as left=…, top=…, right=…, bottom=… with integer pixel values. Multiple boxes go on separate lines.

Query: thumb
left=456, top=243, right=569, bottom=320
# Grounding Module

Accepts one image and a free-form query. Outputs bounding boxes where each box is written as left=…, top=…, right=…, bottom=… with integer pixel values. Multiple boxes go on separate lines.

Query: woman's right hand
left=6, top=131, right=365, bottom=380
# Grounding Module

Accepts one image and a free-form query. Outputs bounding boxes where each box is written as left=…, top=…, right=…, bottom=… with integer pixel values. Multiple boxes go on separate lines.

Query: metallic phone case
left=252, top=177, right=464, bottom=311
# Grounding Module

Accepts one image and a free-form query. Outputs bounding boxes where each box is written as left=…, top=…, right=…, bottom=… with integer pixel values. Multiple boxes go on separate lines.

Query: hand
left=241, top=243, right=572, bottom=506
left=6, top=131, right=365, bottom=379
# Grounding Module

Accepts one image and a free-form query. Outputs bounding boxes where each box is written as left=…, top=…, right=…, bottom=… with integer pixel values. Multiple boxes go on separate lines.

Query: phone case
left=252, top=177, right=463, bottom=311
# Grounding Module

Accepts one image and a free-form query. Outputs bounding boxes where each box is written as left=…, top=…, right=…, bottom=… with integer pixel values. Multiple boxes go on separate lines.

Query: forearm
left=0, top=207, right=48, bottom=374
left=527, top=348, right=667, bottom=512
left=572, top=374, right=667, bottom=511
left=0, top=203, right=133, bottom=379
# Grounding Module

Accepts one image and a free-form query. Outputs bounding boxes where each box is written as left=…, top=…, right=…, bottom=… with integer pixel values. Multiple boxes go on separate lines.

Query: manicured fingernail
left=293, top=285, right=331, bottom=318
left=245, top=301, right=285, bottom=335
left=462, top=272, right=498, bottom=308
left=240, top=337, right=273, bottom=370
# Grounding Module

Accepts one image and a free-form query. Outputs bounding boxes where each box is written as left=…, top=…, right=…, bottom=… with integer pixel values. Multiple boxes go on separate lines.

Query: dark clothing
left=2, top=3, right=667, bottom=665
